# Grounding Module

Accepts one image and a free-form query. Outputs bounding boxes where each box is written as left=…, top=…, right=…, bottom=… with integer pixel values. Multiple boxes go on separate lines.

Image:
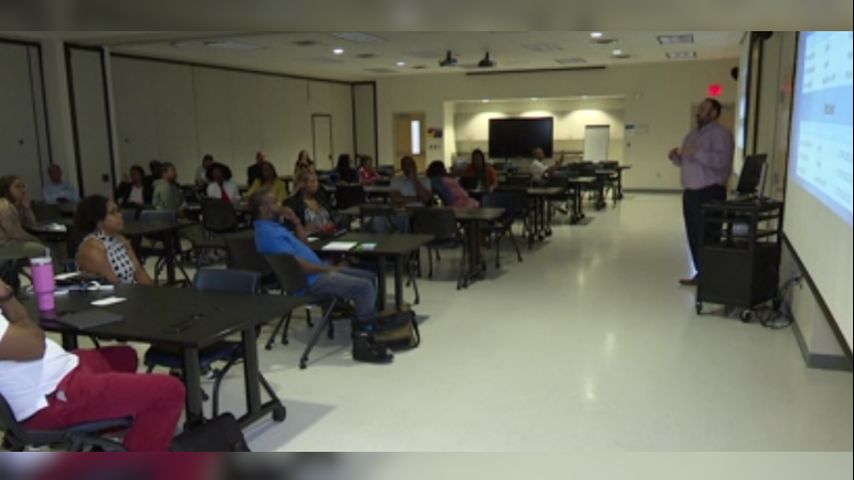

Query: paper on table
left=356, top=243, right=377, bottom=251
left=91, top=296, right=127, bottom=307
left=321, top=241, right=359, bottom=252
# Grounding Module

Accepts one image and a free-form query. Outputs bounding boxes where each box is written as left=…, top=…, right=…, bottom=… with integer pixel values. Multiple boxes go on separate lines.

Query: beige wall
left=111, top=56, right=355, bottom=183
left=452, top=97, right=625, bottom=164
left=376, top=59, right=737, bottom=189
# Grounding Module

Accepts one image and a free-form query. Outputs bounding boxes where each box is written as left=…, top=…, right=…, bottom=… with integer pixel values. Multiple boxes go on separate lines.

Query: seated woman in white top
left=75, top=195, right=153, bottom=285
left=205, top=162, right=241, bottom=204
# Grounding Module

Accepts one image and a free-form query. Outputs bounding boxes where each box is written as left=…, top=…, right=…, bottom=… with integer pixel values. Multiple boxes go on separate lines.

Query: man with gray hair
left=42, top=164, right=79, bottom=204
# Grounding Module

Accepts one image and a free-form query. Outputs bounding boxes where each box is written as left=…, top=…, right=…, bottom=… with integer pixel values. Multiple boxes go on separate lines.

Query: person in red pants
left=0, top=279, right=186, bottom=451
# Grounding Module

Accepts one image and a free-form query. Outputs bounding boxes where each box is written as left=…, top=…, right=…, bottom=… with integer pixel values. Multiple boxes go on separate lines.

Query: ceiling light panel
left=666, top=51, right=697, bottom=59
left=657, top=34, right=695, bottom=45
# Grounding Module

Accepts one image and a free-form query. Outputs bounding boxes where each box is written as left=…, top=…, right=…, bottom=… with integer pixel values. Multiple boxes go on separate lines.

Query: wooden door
left=393, top=112, right=426, bottom=172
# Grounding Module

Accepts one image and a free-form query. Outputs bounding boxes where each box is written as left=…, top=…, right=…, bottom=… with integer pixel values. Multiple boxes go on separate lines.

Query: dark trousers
left=682, top=185, right=727, bottom=274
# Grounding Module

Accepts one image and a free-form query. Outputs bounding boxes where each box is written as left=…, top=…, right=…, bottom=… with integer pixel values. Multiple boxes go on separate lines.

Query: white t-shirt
left=530, top=159, right=547, bottom=180
left=128, top=185, right=145, bottom=205
left=206, top=181, right=241, bottom=203
left=0, top=313, right=79, bottom=421
left=390, top=176, right=432, bottom=206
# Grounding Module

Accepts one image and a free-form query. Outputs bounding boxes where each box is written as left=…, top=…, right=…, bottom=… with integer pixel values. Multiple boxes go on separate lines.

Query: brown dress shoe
left=679, top=276, right=699, bottom=286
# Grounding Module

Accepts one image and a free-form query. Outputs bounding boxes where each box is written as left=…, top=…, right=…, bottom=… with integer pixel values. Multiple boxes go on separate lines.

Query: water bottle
left=30, top=249, right=55, bottom=312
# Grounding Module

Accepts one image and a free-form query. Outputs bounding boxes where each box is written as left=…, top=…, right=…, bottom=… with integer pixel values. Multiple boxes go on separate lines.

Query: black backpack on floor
left=170, top=413, right=250, bottom=452
left=372, top=307, right=420, bottom=350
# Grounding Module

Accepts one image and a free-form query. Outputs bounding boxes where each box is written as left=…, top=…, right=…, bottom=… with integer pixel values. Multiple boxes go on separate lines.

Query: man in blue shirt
left=251, top=188, right=392, bottom=363
left=42, top=164, right=79, bottom=204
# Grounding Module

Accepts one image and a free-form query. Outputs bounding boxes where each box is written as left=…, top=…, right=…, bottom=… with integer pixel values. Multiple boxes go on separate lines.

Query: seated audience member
left=41, top=164, right=80, bottom=205
left=426, top=161, right=479, bottom=209
left=294, top=150, right=315, bottom=176
left=145, top=160, right=163, bottom=189
left=195, top=154, right=215, bottom=187
left=529, top=147, right=548, bottom=181
left=151, top=162, right=186, bottom=213
left=75, top=195, right=153, bottom=285
left=251, top=189, right=392, bottom=363
left=246, top=151, right=266, bottom=187
left=390, top=156, right=432, bottom=208
left=205, top=162, right=240, bottom=204
left=461, top=149, right=498, bottom=190
left=0, top=175, right=41, bottom=251
left=246, top=161, right=288, bottom=204
left=0, top=278, right=185, bottom=451
left=115, top=165, right=153, bottom=207
left=331, top=154, right=359, bottom=184
left=357, top=155, right=381, bottom=185
left=286, top=170, right=339, bottom=235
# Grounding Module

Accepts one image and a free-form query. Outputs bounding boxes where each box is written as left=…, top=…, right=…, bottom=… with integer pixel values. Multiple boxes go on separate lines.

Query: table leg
left=241, top=326, right=262, bottom=415
left=61, top=332, right=79, bottom=350
left=182, top=346, right=204, bottom=426
left=164, top=231, right=177, bottom=285
left=376, top=256, right=387, bottom=310
left=617, top=169, right=624, bottom=200
left=394, top=256, right=404, bottom=310
left=596, top=177, right=606, bottom=210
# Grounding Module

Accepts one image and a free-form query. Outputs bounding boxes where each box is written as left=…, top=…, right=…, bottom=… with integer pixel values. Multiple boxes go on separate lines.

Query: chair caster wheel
left=299, top=361, right=307, bottom=370
left=740, top=310, right=753, bottom=323
left=264, top=344, right=273, bottom=351
left=695, top=302, right=702, bottom=315
left=272, top=405, right=287, bottom=422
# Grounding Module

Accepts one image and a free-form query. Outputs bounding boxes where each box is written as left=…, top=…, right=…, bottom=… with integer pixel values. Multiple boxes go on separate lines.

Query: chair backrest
left=459, top=176, right=478, bottom=191
left=502, top=175, right=532, bottom=189
left=411, top=207, right=458, bottom=242
left=32, top=202, right=63, bottom=222
left=224, top=232, right=272, bottom=276
left=121, top=208, right=140, bottom=222
left=334, top=184, right=366, bottom=210
left=201, top=199, right=238, bottom=233
left=0, top=392, right=29, bottom=445
left=139, top=209, right=177, bottom=223
left=264, top=254, right=309, bottom=294
left=193, top=268, right=260, bottom=294
left=483, top=191, right=526, bottom=220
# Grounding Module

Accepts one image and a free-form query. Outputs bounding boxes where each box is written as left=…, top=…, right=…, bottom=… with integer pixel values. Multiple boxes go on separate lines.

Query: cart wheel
left=695, top=302, right=702, bottom=315
left=272, top=404, right=287, bottom=422
left=740, top=310, right=753, bottom=323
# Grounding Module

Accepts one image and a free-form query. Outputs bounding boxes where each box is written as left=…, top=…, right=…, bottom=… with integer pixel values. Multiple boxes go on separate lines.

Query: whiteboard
left=583, top=125, right=610, bottom=161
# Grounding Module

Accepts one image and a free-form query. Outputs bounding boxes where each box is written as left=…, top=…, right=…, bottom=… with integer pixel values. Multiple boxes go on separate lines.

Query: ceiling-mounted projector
left=439, top=50, right=458, bottom=67
left=477, top=52, right=496, bottom=68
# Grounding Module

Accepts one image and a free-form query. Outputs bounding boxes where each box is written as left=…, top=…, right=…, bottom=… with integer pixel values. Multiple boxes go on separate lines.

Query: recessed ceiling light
left=482, top=98, right=490, bottom=103
left=657, top=34, right=694, bottom=45
left=590, top=32, right=603, bottom=39
left=396, top=61, right=406, bottom=67
left=666, top=51, right=697, bottom=59
left=531, top=97, right=539, bottom=101
left=582, top=95, right=589, bottom=99
left=204, top=40, right=263, bottom=51
left=333, top=48, right=345, bottom=55
left=612, top=48, right=624, bottom=56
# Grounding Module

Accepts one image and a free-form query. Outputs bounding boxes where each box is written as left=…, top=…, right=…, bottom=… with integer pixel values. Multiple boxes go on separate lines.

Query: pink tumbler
left=30, top=255, right=55, bottom=312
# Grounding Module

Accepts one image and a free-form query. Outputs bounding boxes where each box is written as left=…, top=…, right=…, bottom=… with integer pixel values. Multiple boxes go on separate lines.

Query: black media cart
left=696, top=200, right=784, bottom=321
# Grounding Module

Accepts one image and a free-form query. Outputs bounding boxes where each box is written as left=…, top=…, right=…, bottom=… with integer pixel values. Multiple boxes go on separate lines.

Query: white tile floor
left=80, top=194, right=854, bottom=451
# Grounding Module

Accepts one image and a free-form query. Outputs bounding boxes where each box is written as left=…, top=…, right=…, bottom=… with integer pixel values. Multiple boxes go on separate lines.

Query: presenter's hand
left=668, top=147, right=680, bottom=161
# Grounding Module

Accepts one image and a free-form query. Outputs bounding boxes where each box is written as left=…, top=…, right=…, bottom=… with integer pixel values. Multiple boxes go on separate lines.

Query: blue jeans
left=309, top=266, right=378, bottom=322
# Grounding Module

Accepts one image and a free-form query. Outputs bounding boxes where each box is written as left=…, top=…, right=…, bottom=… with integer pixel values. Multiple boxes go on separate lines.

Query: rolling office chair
left=1, top=392, right=128, bottom=452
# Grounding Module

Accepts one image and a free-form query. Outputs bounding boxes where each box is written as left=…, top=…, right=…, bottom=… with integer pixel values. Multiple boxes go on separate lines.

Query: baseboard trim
left=792, top=317, right=853, bottom=371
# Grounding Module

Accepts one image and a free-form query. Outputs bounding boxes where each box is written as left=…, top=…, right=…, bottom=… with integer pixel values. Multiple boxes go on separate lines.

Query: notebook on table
left=57, top=309, right=125, bottom=331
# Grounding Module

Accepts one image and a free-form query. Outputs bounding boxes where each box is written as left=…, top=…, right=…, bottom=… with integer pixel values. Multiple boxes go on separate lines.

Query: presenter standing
left=668, top=98, right=734, bottom=286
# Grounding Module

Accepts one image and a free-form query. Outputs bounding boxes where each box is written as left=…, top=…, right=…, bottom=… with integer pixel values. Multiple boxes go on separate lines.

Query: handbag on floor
left=170, top=413, right=250, bottom=452
left=372, top=307, right=420, bottom=350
